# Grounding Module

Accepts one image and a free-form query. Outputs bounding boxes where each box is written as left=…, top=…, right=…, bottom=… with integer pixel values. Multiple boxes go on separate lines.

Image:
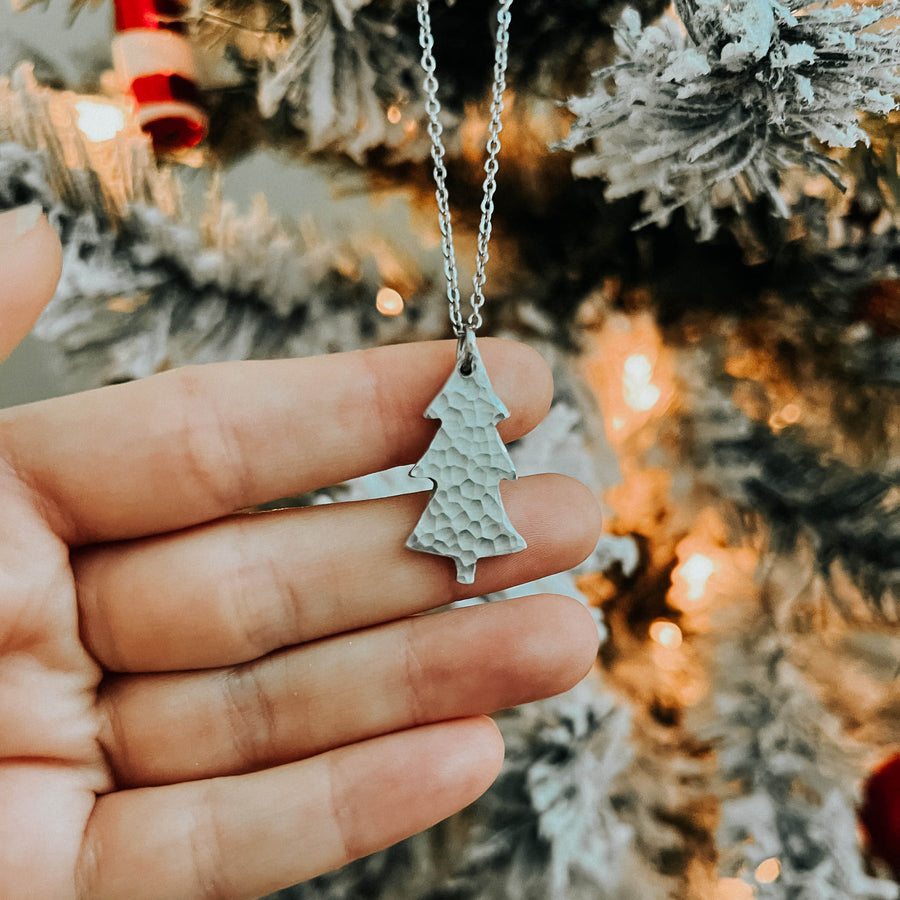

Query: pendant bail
left=456, top=326, right=477, bottom=376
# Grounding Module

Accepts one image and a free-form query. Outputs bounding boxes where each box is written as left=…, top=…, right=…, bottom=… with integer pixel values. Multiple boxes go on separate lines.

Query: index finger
left=0, top=339, right=552, bottom=545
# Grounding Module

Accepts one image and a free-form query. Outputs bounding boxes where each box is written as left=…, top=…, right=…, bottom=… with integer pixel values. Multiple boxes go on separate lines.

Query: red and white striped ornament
left=112, top=0, right=207, bottom=153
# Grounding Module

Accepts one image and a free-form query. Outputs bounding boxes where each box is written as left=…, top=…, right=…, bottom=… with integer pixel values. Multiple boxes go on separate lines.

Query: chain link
left=416, top=0, right=513, bottom=336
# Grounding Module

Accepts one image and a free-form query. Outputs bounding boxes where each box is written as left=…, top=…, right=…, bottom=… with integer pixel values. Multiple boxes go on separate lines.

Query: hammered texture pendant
left=407, top=330, right=527, bottom=583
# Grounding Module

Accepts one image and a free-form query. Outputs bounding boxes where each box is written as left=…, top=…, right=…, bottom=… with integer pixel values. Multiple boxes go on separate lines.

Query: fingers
left=0, top=205, right=62, bottom=361
left=98, top=594, right=598, bottom=788
left=78, top=718, right=503, bottom=900
left=0, top=339, right=552, bottom=545
left=74, top=473, right=601, bottom=672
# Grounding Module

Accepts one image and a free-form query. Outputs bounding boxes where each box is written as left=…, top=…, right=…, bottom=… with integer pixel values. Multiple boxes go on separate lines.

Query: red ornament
left=112, top=0, right=207, bottom=153
left=860, top=753, right=900, bottom=879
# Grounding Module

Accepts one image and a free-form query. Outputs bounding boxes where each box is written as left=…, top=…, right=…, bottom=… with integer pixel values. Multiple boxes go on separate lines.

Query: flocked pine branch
left=436, top=682, right=633, bottom=900
left=0, top=68, right=447, bottom=382
left=275, top=680, right=633, bottom=900
left=706, top=584, right=898, bottom=899
left=730, top=430, right=899, bottom=622
left=12, top=0, right=425, bottom=162
left=199, top=0, right=427, bottom=161
left=559, top=0, right=900, bottom=238
left=0, top=140, right=443, bottom=381
left=685, top=343, right=899, bottom=624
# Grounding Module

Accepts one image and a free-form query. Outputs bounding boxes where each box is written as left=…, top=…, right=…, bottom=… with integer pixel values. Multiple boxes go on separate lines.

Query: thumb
left=0, top=204, right=63, bottom=361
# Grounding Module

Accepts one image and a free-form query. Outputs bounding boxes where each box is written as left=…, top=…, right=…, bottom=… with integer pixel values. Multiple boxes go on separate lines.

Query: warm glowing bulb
left=624, top=354, right=652, bottom=379
left=769, top=401, right=802, bottom=431
left=623, top=353, right=661, bottom=411
left=649, top=619, right=683, bottom=649
left=376, top=287, right=404, bottom=316
left=780, top=403, right=801, bottom=423
left=681, top=553, right=716, bottom=601
left=75, top=100, right=126, bottom=142
left=632, top=384, right=661, bottom=410
left=386, top=105, right=402, bottom=124
left=754, top=858, right=781, bottom=883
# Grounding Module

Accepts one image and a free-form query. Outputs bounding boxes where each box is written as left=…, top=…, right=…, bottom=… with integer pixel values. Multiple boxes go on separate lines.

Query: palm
left=0, top=216, right=600, bottom=900
left=0, top=483, right=108, bottom=896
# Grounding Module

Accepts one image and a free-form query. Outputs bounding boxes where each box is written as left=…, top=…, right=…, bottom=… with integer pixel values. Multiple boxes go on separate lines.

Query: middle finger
left=74, top=473, right=601, bottom=672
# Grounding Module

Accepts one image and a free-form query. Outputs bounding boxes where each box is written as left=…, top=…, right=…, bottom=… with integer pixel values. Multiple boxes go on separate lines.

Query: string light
left=754, top=858, right=781, bottom=883
left=386, top=105, right=402, bottom=124
left=624, top=353, right=652, bottom=379
left=649, top=619, right=683, bottom=649
left=680, top=553, right=716, bottom=602
left=623, top=353, right=661, bottom=411
left=75, top=100, right=127, bottom=143
left=375, top=287, right=405, bottom=316
left=769, top=401, right=802, bottom=431
left=780, top=403, right=801, bottom=423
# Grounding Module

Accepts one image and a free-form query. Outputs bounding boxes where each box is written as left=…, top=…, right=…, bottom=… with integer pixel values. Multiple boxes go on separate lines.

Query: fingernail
left=0, top=203, right=43, bottom=251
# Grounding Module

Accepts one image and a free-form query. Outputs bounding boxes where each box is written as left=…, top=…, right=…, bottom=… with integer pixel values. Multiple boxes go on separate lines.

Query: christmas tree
left=0, top=0, right=898, bottom=897
left=407, top=333, right=527, bottom=583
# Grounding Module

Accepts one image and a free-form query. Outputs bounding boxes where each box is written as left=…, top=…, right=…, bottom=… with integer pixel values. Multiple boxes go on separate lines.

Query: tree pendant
left=407, top=330, right=527, bottom=584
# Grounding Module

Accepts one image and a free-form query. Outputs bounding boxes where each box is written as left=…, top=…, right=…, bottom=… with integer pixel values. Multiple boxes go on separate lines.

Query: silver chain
left=416, top=0, right=513, bottom=337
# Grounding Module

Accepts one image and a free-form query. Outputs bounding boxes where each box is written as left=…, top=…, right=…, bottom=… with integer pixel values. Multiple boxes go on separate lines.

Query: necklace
left=406, top=0, right=526, bottom=585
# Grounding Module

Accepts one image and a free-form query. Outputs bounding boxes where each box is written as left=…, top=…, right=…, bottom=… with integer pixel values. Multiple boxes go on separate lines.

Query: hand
left=0, top=206, right=601, bottom=900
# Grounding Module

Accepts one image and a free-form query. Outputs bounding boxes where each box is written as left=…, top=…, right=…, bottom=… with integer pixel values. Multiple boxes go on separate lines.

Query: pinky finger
left=76, top=718, right=504, bottom=900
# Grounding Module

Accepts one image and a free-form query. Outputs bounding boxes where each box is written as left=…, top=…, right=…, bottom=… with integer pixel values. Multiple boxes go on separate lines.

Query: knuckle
left=325, top=755, right=361, bottom=866
left=72, top=549, right=126, bottom=672
left=167, top=367, right=250, bottom=513
left=96, top=683, right=131, bottom=784
left=401, top=626, right=430, bottom=727
left=189, top=790, right=233, bottom=900
left=216, top=518, right=283, bottom=661
left=218, top=662, right=277, bottom=771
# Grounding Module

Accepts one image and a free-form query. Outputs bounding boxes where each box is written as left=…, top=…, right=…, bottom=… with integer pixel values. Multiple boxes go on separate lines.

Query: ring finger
left=98, top=593, right=599, bottom=788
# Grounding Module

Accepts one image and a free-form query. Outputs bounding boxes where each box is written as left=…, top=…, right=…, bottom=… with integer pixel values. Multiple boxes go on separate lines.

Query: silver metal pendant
left=407, top=329, right=527, bottom=584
